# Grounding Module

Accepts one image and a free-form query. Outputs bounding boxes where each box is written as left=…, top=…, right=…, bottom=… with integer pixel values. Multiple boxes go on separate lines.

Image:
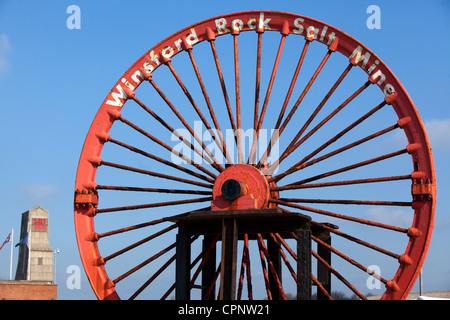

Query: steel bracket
left=411, top=179, right=433, bottom=201
left=74, top=189, right=99, bottom=208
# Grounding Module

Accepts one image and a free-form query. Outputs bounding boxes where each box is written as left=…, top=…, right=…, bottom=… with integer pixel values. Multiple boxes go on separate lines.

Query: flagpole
left=9, top=228, right=13, bottom=280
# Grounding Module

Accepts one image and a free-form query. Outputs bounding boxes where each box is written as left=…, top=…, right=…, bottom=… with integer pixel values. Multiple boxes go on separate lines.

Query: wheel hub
left=212, top=164, right=270, bottom=210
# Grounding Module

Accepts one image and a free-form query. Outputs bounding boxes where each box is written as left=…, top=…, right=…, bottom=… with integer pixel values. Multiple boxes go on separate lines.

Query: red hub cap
left=212, top=164, right=270, bottom=210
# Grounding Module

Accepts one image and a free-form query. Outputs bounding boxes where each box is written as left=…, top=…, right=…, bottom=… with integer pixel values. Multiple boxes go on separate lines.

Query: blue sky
left=0, top=0, right=449, bottom=300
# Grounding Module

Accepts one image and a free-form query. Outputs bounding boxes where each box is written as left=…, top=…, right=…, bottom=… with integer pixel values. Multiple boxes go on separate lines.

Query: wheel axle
left=221, top=179, right=248, bottom=201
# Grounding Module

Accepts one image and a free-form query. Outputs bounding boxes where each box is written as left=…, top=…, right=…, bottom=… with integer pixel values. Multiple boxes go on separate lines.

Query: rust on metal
left=211, top=164, right=270, bottom=210
left=74, top=189, right=98, bottom=208
left=411, top=178, right=433, bottom=200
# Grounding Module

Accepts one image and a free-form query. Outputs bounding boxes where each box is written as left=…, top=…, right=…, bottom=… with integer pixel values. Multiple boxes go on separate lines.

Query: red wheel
left=74, top=11, right=435, bottom=300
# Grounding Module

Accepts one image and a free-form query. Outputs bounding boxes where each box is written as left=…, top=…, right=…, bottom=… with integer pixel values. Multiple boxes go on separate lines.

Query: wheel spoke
left=274, top=39, right=311, bottom=131
left=249, top=29, right=288, bottom=164
left=313, top=235, right=388, bottom=286
left=311, top=274, right=333, bottom=300
left=270, top=233, right=333, bottom=299
left=259, top=38, right=311, bottom=169
left=236, top=233, right=253, bottom=300
left=118, top=115, right=217, bottom=179
left=265, top=43, right=337, bottom=170
left=272, top=175, right=411, bottom=191
left=165, top=60, right=230, bottom=164
left=103, top=224, right=177, bottom=263
left=186, top=48, right=233, bottom=165
left=272, top=125, right=397, bottom=184
left=271, top=198, right=409, bottom=233
left=128, top=96, right=218, bottom=176
left=259, top=62, right=354, bottom=168
left=278, top=47, right=334, bottom=138
left=244, top=234, right=253, bottom=300
left=281, top=149, right=408, bottom=187
left=148, top=77, right=224, bottom=172
left=161, top=235, right=215, bottom=300
left=269, top=233, right=297, bottom=282
left=237, top=233, right=250, bottom=300
left=190, top=235, right=220, bottom=290
left=250, top=32, right=263, bottom=166
left=108, top=137, right=215, bottom=184
left=160, top=235, right=199, bottom=300
left=279, top=198, right=411, bottom=207
left=311, top=248, right=367, bottom=300
left=270, top=100, right=390, bottom=183
left=95, top=196, right=213, bottom=214
left=113, top=241, right=176, bottom=285
left=294, top=125, right=403, bottom=177
left=269, top=80, right=372, bottom=172
left=96, top=185, right=212, bottom=195
left=99, top=160, right=213, bottom=189
left=129, top=252, right=176, bottom=300
left=232, top=28, right=244, bottom=164
left=204, top=262, right=221, bottom=300
left=208, top=36, right=237, bottom=142
left=287, top=229, right=368, bottom=299
left=130, top=95, right=190, bottom=144
left=256, top=234, right=287, bottom=299
left=273, top=233, right=296, bottom=260
left=256, top=234, right=272, bottom=300
left=96, top=218, right=166, bottom=239
left=311, top=221, right=401, bottom=259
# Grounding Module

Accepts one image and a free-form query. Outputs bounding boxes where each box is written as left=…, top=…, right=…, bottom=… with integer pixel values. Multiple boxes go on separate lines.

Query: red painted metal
left=74, top=11, right=435, bottom=300
left=211, top=164, right=270, bottom=210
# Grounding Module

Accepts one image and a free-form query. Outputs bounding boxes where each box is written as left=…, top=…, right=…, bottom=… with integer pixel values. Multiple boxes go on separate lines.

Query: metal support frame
left=297, top=227, right=311, bottom=300
left=168, top=209, right=315, bottom=300
left=202, top=235, right=217, bottom=300
left=219, top=218, right=238, bottom=299
left=267, top=236, right=282, bottom=300
left=175, top=226, right=191, bottom=300
left=312, top=223, right=336, bottom=300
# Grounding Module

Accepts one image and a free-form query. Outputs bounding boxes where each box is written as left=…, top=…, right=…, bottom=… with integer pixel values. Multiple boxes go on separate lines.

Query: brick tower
left=15, top=206, right=53, bottom=282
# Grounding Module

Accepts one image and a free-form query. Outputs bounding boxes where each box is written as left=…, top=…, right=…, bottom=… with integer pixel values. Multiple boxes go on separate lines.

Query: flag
left=0, top=232, right=11, bottom=252
left=15, top=233, right=28, bottom=247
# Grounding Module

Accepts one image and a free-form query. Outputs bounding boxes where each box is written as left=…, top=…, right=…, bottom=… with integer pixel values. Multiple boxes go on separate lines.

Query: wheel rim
left=74, top=11, right=435, bottom=300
